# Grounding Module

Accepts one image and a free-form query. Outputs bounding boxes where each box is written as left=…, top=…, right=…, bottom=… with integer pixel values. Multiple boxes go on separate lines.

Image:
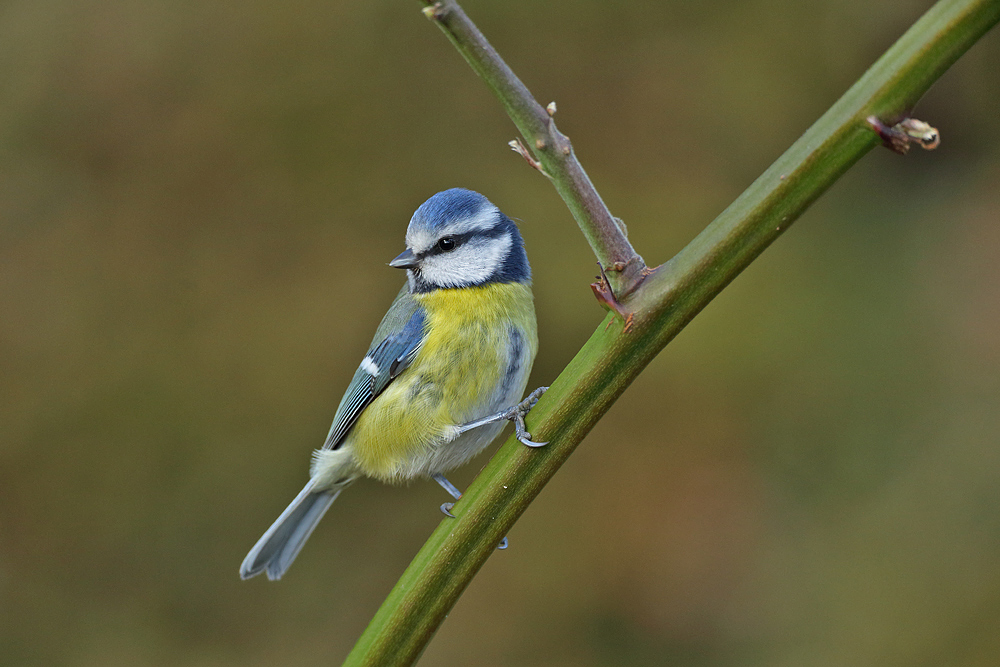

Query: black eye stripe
left=421, top=226, right=509, bottom=258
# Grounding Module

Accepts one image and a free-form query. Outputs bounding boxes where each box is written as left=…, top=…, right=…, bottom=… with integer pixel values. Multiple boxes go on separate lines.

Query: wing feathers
left=321, top=306, right=426, bottom=450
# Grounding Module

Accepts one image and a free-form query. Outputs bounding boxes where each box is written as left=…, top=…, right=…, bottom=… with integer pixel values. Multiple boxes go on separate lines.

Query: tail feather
left=240, top=481, right=344, bottom=581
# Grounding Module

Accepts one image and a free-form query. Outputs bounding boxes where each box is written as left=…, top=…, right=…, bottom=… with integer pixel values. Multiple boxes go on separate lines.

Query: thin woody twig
left=419, top=0, right=646, bottom=296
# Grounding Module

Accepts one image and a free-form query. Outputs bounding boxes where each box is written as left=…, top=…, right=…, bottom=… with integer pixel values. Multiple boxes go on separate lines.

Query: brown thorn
left=867, top=116, right=909, bottom=154
left=591, top=261, right=635, bottom=332
left=508, top=138, right=549, bottom=176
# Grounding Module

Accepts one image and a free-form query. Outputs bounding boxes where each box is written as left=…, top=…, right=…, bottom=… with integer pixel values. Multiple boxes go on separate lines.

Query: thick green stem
left=344, top=1, right=1000, bottom=664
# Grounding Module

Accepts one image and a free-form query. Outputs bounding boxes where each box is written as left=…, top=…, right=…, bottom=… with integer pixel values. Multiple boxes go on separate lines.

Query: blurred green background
left=2, top=0, right=1000, bottom=665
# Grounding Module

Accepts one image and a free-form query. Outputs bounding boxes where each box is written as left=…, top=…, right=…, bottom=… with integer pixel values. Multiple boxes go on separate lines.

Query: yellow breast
left=347, top=282, right=537, bottom=481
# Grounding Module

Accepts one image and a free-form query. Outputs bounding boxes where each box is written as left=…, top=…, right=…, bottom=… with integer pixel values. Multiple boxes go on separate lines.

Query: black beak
left=389, top=248, right=418, bottom=269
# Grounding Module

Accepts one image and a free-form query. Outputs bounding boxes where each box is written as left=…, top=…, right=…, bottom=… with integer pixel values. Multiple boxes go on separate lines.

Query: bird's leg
left=432, top=473, right=462, bottom=518
left=432, top=473, right=508, bottom=550
left=456, top=386, right=550, bottom=447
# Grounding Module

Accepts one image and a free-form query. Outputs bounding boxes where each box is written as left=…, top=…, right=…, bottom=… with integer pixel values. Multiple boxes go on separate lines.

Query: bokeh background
left=3, top=0, right=1000, bottom=665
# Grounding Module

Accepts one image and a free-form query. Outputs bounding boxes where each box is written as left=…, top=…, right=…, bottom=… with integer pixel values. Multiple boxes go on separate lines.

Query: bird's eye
left=437, top=237, right=457, bottom=251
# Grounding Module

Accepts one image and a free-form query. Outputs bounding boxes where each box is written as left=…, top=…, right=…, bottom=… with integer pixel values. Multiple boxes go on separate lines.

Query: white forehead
left=405, top=203, right=500, bottom=253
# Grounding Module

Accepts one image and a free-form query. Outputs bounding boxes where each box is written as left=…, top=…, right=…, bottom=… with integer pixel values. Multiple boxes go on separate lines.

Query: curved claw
left=511, top=386, right=550, bottom=448
left=497, top=537, right=508, bottom=550
left=517, top=432, right=548, bottom=448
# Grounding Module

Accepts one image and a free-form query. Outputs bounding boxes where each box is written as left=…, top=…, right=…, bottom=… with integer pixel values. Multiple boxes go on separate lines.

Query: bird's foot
left=505, top=386, right=549, bottom=447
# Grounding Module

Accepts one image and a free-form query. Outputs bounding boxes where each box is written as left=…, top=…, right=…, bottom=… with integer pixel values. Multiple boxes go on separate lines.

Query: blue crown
left=410, top=188, right=493, bottom=232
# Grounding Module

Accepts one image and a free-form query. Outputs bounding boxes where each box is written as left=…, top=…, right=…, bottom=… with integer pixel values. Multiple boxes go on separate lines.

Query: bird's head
left=390, top=188, right=530, bottom=293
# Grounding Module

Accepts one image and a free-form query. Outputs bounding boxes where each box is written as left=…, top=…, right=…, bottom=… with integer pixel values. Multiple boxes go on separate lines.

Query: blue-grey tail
left=239, top=481, right=343, bottom=581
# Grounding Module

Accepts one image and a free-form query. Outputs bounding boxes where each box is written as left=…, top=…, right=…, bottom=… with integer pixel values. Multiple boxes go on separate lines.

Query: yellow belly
left=348, top=282, right=537, bottom=481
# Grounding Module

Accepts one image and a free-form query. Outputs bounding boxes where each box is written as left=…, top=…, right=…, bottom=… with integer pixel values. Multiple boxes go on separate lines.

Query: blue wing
left=321, top=290, right=426, bottom=451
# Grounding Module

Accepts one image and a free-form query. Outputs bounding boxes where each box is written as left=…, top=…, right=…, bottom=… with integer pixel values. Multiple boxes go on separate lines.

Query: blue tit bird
left=240, top=188, right=547, bottom=581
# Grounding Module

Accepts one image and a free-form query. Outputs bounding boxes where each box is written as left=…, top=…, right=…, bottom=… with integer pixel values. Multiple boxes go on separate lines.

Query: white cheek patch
left=420, top=234, right=512, bottom=288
